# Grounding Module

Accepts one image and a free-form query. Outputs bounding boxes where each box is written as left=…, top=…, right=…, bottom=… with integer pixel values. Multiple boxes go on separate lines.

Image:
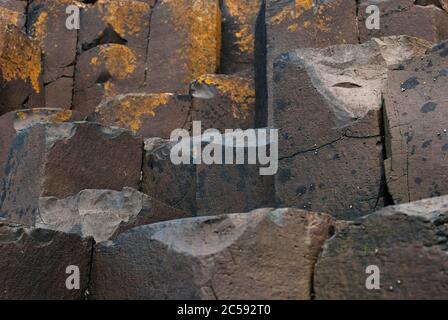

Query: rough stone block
left=273, top=36, right=431, bottom=219
left=359, top=0, right=448, bottom=43
left=146, top=0, right=221, bottom=93
left=384, top=40, right=448, bottom=204
left=91, top=208, right=335, bottom=299
left=0, top=121, right=142, bottom=226
left=315, top=196, right=448, bottom=299
left=0, top=222, right=93, bottom=300
left=89, top=93, right=191, bottom=139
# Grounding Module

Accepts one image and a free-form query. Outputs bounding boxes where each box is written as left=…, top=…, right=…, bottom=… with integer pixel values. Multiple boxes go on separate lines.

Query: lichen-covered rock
left=0, top=222, right=93, bottom=300
left=220, top=0, right=263, bottom=75
left=74, top=0, right=151, bottom=114
left=384, top=40, right=448, bottom=204
left=89, top=93, right=191, bottom=139
left=191, top=74, right=256, bottom=132
left=37, top=187, right=190, bottom=242
left=146, top=0, right=221, bottom=93
left=0, top=24, right=44, bottom=115
left=0, top=0, right=27, bottom=29
left=0, top=121, right=142, bottom=226
left=265, top=0, right=358, bottom=126
left=359, top=0, right=448, bottom=43
left=315, top=196, right=448, bottom=299
left=91, top=208, right=335, bottom=299
left=273, top=36, right=431, bottom=219
left=28, top=0, right=81, bottom=109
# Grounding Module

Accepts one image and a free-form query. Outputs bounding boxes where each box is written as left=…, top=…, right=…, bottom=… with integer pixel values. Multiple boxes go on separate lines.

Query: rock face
left=314, top=196, right=448, bottom=300
left=220, top=0, right=263, bottom=75
left=0, top=23, right=43, bottom=115
left=384, top=40, right=448, bottom=204
left=191, top=74, right=256, bottom=132
left=0, top=0, right=27, bottom=29
left=359, top=0, right=448, bottom=43
left=0, top=222, right=93, bottom=300
left=0, top=122, right=142, bottom=226
left=146, top=0, right=221, bottom=93
left=91, top=208, right=335, bottom=299
left=273, top=36, right=431, bottom=219
left=265, top=0, right=358, bottom=126
left=37, top=188, right=190, bottom=242
left=89, top=93, right=192, bottom=139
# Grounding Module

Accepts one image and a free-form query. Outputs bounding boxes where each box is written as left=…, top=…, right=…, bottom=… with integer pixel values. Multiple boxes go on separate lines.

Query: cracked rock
left=359, top=0, right=448, bottom=43
left=315, top=196, right=448, bottom=299
left=0, top=121, right=142, bottom=226
left=37, top=187, right=190, bottom=242
left=273, top=36, right=431, bottom=219
left=146, top=0, right=221, bottom=94
left=89, top=93, right=192, bottom=139
left=0, top=222, right=93, bottom=300
left=91, top=208, right=335, bottom=299
left=384, top=40, right=448, bottom=204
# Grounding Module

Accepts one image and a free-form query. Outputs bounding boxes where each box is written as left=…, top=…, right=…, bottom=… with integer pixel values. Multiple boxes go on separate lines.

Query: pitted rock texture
left=91, top=208, right=335, bottom=299
left=273, top=36, right=431, bottom=219
left=315, top=195, right=448, bottom=300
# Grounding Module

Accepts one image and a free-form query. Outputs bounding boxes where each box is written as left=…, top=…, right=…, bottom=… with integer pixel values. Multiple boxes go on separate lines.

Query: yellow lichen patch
left=99, top=94, right=172, bottom=132
left=98, top=0, right=149, bottom=37
left=224, top=0, right=261, bottom=53
left=32, top=11, right=48, bottom=44
left=0, top=27, right=42, bottom=93
left=164, top=0, right=221, bottom=82
left=49, top=109, right=74, bottom=123
left=270, top=0, right=313, bottom=26
left=198, top=75, right=255, bottom=120
left=92, top=44, right=137, bottom=80
left=0, top=8, right=20, bottom=27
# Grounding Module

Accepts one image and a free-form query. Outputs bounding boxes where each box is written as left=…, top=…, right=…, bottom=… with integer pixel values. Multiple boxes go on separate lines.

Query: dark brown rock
left=0, top=221, right=93, bottom=300
left=315, top=196, right=448, bottom=300
left=146, top=0, right=221, bottom=93
left=0, top=121, right=142, bottom=226
left=89, top=93, right=192, bottom=139
left=265, top=0, right=358, bottom=126
left=273, top=37, right=431, bottom=219
left=384, top=40, right=448, bottom=204
left=359, top=0, right=448, bottom=43
left=191, top=74, right=256, bottom=132
left=91, top=208, right=335, bottom=299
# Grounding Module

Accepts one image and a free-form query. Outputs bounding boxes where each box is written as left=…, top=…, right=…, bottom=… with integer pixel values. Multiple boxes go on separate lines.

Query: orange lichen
left=198, top=75, right=255, bottom=120
left=0, top=8, right=20, bottom=27
left=270, top=0, right=313, bottom=26
left=32, top=11, right=48, bottom=44
left=15, top=109, right=73, bottom=123
left=91, top=44, right=137, bottom=80
left=163, top=0, right=221, bottom=82
left=0, top=27, right=42, bottom=93
left=98, top=94, right=172, bottom=132
left=224, top=0, right=261, bottom=53
left=99, top=0, right=149, bottom=37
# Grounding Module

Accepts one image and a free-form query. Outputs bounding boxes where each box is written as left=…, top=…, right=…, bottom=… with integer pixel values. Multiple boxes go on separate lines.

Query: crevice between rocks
left=84, top=239, right=96, bottom=300
left=254, top=0, right=268, bottom=129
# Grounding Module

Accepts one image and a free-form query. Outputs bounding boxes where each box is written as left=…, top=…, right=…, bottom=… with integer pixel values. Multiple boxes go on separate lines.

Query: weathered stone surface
left=359, top=0, right=448, bottom=43
left=0, top=108, right=83, bottom=188
left=89, top=93, right=191, bottom=139
left=0, top=0, right=27, bottom=29
left=74, top=0, right=151, bottom=115
left=265, top=0, right=358, bottom=126
left=315, top=196, right=448, bottom=299
left=91, top=208, right=335, bottom=299
left=0, top=222, right=93, bottom=300
left=28, top=0, right=80, bottom=109
left=37, top=187, right=190, bottom=242
left=0, top=121, right=142, bottom=226
left=191, top=74, right=256, bottom=132
left=146, top=0, right=221, bottom=93
left=273, top=36, right=431, bottom=219
left=0, top=24, right=44, bottom=115
left=142, top=138, right=197, bottom=214
left=220, top=0, right=262, bottom=75
left=384, top=40, right=448, bottom=204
